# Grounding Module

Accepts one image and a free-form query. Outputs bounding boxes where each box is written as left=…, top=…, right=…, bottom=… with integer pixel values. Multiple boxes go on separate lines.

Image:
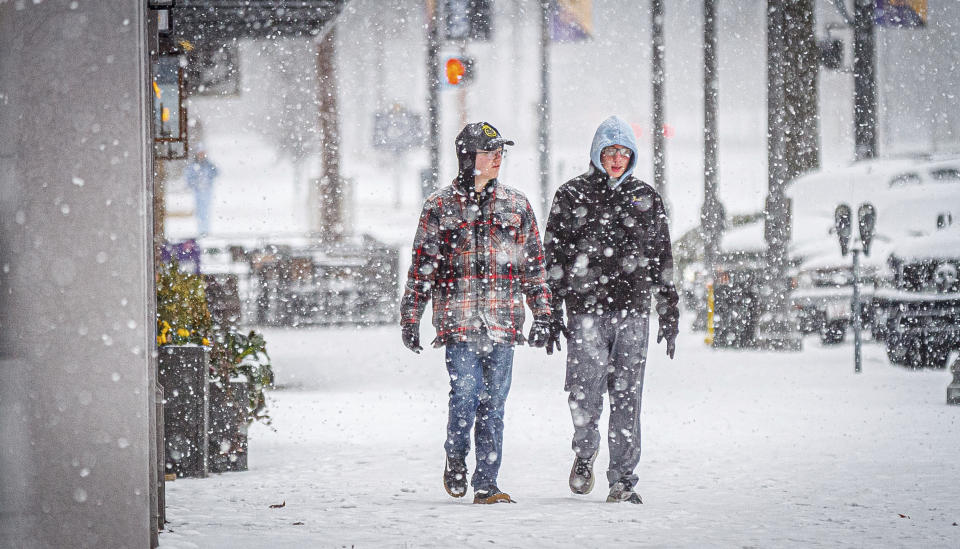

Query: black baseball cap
left=455, top=121, right=515, bottom=153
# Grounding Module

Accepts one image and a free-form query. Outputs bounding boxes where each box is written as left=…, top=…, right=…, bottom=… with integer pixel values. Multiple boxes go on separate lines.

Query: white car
left=787, top=155, right=960, bottom=344
left=874, top=226, right=960, bottom=369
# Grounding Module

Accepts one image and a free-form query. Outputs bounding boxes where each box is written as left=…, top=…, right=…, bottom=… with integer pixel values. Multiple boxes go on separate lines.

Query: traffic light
left=445, top=57, right=474, bottom=85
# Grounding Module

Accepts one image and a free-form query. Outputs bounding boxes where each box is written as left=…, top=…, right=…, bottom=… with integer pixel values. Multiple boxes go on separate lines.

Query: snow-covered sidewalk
left=159, top=327, right=960, bottom=548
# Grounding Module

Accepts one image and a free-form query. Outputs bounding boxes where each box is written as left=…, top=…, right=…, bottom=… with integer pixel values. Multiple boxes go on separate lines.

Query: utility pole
left=538, top=0, right=551, bottom=219
left=853, top=0, right=877, bottom=160
left=316, top=23, right=342, bottom=241
left=700, top=0, right=724, bottom=270
left=426, top=0, right=442, bottom=191
left=651, top=0, right=667, bottom=207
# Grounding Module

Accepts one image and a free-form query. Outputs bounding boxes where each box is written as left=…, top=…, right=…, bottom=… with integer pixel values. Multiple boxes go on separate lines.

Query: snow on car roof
left=787, top=155, right=960, bottom=252
left=717, top=156, right=960, bottom=264
left=889, top=226, right=960, bottom=261
left=719, top=220, right=766, bottom=253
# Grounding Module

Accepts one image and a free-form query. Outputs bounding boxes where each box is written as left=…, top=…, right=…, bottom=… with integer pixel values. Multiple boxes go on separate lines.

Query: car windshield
left=888, top=172, right=921, bottom=186
left=929, top=167, right=960, bottom=182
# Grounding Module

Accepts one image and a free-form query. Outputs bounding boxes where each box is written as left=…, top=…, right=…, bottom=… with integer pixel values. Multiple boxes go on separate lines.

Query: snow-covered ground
left=159, top=326, right=960, bottom=548
left=157, top=121, right=960, bottom=548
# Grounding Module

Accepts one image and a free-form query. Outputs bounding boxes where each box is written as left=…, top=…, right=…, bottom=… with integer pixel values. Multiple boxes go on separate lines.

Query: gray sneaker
left=569, top=450, right=598, bottom=495
left=606, top=480, right=643, bottom=504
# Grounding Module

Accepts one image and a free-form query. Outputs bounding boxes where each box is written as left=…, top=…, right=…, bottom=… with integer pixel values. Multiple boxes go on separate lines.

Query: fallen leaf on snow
left=897, top=513, right=910, bottom=519
left=269, top=501, right=286, bottom=509
left=292, top=521, right=304, bottom=526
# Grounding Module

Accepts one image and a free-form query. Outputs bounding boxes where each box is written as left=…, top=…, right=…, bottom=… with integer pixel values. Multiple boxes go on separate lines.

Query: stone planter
left=208, top=378, right=249, bottom=473
left=158, top=345, right=210, bottom=478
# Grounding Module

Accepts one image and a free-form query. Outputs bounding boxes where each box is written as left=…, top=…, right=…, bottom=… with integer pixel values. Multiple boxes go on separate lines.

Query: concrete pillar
left=0, top=1, right=154, bottom=547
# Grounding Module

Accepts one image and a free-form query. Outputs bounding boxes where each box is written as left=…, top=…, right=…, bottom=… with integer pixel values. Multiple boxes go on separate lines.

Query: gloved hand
left=402, top=323, right=423, bottom=354
left=657, top=316, right=678, bottom=359
left=527, top=319, right=550, bottom=349
left=546, top=317, right=569, bottom=355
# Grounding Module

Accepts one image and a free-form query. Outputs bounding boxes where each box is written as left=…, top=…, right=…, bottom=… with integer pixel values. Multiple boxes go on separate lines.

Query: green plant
left=156, top=260, right=212, bottom=346
left=156, top=260, right=273, bottom=426
left=210, top=330, right=274, bottom=425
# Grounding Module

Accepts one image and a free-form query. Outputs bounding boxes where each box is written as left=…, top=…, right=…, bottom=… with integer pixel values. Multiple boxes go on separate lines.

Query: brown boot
left=473, top=486, right=516, bottom=504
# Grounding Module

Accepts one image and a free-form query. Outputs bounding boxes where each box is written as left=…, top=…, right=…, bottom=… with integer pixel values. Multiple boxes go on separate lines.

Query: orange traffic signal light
left=444, top=57, right=474, bottom=85
left=446, top=57, right=466, bottom=85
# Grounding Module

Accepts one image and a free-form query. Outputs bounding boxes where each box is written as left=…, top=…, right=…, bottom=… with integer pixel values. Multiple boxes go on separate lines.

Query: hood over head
left=589, top=115, right=638, bottom=187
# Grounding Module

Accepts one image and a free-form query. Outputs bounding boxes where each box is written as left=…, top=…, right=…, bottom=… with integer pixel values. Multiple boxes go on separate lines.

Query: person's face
left=600, top=145, right=631, bottom=178
left=474, top=148, right=504, bottom=181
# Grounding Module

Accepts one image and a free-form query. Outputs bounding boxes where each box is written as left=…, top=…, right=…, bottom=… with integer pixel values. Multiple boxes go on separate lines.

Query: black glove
left=546, top=317, right=569, bottom=355
left=657, top=316, right=678, bottom=359
left=527, top=319, right=550, bottom=349
left=402, top=323, right=423, bottom=354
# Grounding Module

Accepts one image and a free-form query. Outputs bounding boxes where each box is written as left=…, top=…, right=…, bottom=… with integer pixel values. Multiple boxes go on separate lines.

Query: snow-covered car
left=874, top=226, right=960, bottom=369
left=709, top=220, right=774, bottom=347
left=791, top=250, right=886, bottom=344
left=678, top=155, right=960, bottom=349
left=785, top=155, right=960, bottom=345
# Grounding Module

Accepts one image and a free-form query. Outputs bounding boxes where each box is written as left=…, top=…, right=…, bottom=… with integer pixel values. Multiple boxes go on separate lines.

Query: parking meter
left=858, top=203, right=876, bottom=256
left=834, top=204, right=852, bottom=256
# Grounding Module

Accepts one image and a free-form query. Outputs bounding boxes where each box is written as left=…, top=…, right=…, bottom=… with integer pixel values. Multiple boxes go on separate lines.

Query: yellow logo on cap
left=482, top=125, right=497, bottom=138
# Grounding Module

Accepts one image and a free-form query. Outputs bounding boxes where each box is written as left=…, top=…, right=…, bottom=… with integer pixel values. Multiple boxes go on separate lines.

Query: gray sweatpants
left=565, top=313, right=649, bottom=488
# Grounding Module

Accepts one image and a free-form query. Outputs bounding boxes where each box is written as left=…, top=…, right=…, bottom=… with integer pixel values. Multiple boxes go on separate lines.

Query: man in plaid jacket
left=400, top=122, right=552, bottom=504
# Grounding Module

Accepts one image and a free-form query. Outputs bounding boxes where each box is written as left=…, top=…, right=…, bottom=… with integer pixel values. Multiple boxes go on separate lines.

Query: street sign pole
left=852, top=248, right=862, bottom=373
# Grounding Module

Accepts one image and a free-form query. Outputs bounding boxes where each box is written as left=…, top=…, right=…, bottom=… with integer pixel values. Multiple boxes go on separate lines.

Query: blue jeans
left=194, top=188, right=211, bottom=235
left=444, top=340, right=514, bottom=491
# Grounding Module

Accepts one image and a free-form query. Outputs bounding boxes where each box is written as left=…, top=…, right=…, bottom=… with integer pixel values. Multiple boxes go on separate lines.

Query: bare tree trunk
left=761, top=0, right=817, bottom=351
left=784, top=0, right=820, bottom=177
left=651, top=0, right=667, bottom=211
left=538, top=0, right=551, bottom=219
left=701, top=0, right=724, bottom=270
left=316, top=24, right=342, bottom=241
left=426, top=0, right=441, bottom=191
left=853, top=0, right=877, bottom=160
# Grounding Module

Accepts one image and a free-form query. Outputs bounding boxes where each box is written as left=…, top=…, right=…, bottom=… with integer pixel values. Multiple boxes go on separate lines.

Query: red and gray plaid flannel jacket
left=401, top=179, right=552, bottom=346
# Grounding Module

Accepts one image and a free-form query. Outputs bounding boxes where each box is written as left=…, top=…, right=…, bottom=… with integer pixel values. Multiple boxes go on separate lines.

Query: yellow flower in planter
left=177, top=328, right=190, bottom=338
left=202, top=337, right=210, bottom=346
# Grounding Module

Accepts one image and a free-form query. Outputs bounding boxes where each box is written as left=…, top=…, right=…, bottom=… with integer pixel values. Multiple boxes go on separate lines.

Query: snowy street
left=160, top=327, right=960, bottom=548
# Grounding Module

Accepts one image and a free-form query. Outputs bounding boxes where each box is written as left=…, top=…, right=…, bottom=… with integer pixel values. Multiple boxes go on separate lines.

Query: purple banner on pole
left=550, top=0, right=592, bottom=42
left=874, top=0, right=926, bottom=28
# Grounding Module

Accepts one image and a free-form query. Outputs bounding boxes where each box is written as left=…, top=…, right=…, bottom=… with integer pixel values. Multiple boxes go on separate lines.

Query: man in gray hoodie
left=543, top=116, right=679, bottom=504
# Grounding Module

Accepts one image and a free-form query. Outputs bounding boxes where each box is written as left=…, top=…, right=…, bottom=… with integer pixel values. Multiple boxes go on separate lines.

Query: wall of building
left=0, top=1, right=154, bottom=547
